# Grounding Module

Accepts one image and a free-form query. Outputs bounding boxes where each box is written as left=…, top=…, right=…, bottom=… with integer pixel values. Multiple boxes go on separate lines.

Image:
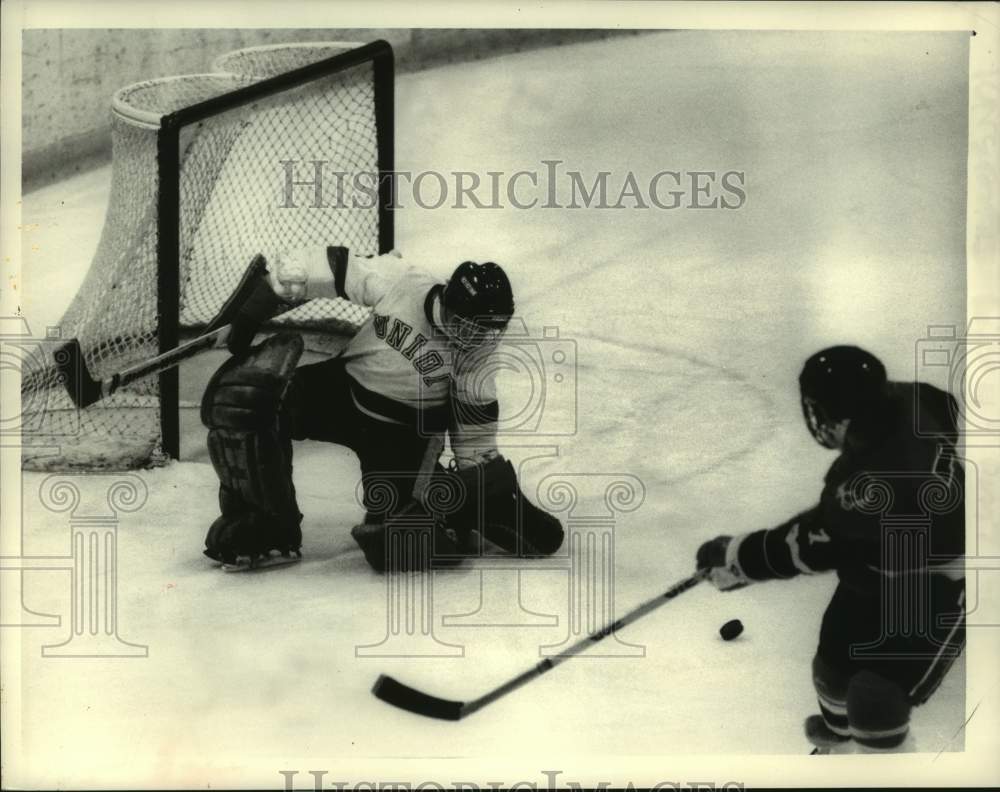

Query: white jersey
left=331, top=251, right=498, bottom=428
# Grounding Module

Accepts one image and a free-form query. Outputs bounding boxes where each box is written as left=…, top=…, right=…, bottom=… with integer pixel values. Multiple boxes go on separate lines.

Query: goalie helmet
left=441, top=261, right=515, bottom=350
left=799, top=345, right=888, bottom=448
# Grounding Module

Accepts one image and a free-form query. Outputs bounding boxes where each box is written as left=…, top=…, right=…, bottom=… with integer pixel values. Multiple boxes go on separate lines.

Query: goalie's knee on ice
left=846, top=670, right=911, bottom=750
left=351, top=510, right=464, bottom=574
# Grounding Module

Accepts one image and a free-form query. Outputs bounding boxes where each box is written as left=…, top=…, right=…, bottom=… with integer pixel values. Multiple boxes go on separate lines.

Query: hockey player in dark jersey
left=199, top=246, right=564, bottom=572
left=696, top=346, right=965, bottom=753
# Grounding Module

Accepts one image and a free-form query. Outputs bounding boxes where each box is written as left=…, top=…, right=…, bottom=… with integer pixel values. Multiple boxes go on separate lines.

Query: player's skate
left=217, top=548, right=302, bottom=572
left=804, top=714, right=853, bottom=755
left=203, top=510, right=303, bottom=572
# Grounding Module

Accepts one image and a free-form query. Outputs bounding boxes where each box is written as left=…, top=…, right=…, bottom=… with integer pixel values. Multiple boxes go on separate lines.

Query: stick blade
left=372, top=674, right=464, bottom=721
left=54, top=339, right=103, bottom=408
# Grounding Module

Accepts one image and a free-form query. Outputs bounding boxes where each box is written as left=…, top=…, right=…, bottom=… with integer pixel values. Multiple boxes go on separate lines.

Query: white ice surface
left=11, top=30, right=968, bottom=785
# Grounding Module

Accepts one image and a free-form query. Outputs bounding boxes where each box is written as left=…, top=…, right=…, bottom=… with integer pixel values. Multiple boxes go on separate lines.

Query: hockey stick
left=372, top=567, right=710, bottom=721
left=56, top=254, right=280, bottom=408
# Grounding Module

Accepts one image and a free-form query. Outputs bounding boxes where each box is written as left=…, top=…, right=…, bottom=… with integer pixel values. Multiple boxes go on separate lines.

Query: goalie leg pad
left=351, top=503, right=465, bottom=574
left=352, top=454, right=466, bottom=572
left=202, top=333, right=304, bottom=564
left=201, top=332, right=304, bottom=431
left=351, top=519, right=434, bottom=573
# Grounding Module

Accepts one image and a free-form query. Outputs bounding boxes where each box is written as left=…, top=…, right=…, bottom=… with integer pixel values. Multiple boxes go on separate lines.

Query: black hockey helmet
left=799, top=345, right=888, bottom=448
left=441, top=261, right=515, bottom=349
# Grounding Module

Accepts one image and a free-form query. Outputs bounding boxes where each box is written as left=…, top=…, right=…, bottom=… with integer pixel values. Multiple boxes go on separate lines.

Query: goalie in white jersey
left=200, top=246, right=565, bottom=571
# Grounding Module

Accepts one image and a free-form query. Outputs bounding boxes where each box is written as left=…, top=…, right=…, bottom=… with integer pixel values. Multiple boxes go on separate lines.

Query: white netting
left=210, top=41, right=360, bottom=77
left=22, top=42, right=387, bottom=470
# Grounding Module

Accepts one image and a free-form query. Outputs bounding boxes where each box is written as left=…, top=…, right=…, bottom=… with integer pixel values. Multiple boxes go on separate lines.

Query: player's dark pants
left=286, top=356, right=443, bottom=522
left=812, top=575, right=965, bottom=749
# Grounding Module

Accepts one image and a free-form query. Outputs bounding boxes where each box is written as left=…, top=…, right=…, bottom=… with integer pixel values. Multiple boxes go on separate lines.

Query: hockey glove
left=449, top=453, right=564, bottom=556
left=696, top=535, right=750, bottom=592
left=267, top=251, right=310, bottom=303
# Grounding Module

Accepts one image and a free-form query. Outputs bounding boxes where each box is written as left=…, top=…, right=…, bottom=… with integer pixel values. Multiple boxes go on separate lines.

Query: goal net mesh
left=21, top=42, right=387, bottom=471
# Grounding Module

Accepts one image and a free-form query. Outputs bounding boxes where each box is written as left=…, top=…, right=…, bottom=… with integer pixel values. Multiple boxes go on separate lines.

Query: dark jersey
left=730, top=382, right=964, bottom=597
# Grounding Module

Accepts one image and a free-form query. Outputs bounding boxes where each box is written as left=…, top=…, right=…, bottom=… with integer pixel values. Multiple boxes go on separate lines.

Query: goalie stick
left=56, top=254, right=282, bottom=408
left=372, top=567, right=710, bottom=721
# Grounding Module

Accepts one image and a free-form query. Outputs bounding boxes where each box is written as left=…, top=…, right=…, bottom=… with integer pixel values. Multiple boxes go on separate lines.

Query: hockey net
left=21, top=41, right=393, bottom=471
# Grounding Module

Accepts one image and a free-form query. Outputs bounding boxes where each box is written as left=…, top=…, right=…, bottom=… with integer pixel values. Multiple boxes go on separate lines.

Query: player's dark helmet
left=441, top=261, right=515, bottom=350
left=799, top=346, right=888, bottom=448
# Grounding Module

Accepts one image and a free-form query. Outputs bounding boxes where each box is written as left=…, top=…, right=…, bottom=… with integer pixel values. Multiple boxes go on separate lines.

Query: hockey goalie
left=200, top=246, right=565, bottom=572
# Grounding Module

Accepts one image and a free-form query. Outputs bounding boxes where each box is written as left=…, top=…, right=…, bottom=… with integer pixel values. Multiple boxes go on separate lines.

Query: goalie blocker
left=200, top=246, right=564, bottom=571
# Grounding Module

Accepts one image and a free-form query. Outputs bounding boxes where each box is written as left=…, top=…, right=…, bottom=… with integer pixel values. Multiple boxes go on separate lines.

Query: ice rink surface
left=12, top=30, right=967, bottom=783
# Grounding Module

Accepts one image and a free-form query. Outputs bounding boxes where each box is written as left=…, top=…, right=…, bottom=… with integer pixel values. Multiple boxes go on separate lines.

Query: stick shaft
left=461, top=568, right=708, bottom=717
left=111, top=327, right=227, bottom=391
left=94, top=327, right=227, bottom=403
left=61, top=254, right=271, bottom=408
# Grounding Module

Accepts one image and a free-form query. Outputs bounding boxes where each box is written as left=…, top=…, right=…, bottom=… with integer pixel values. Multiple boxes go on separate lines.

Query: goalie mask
left=441, top=261, right=515, bottom=351
left=799, top=346, right=888, bottom=449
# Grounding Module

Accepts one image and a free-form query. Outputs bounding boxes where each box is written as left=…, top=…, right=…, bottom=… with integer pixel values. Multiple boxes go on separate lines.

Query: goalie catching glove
left=455, top=451, right=565, bottom=557
left=350, top=452, right=565, bottom=573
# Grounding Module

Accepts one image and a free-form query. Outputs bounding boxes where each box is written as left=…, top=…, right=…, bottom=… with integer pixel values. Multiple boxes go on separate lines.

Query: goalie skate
left=216, top=549, right=302, bottom=572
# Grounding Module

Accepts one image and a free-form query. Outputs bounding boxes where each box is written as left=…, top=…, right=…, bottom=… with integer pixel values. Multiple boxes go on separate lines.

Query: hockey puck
left=719, top=619, right=744, bottom=641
